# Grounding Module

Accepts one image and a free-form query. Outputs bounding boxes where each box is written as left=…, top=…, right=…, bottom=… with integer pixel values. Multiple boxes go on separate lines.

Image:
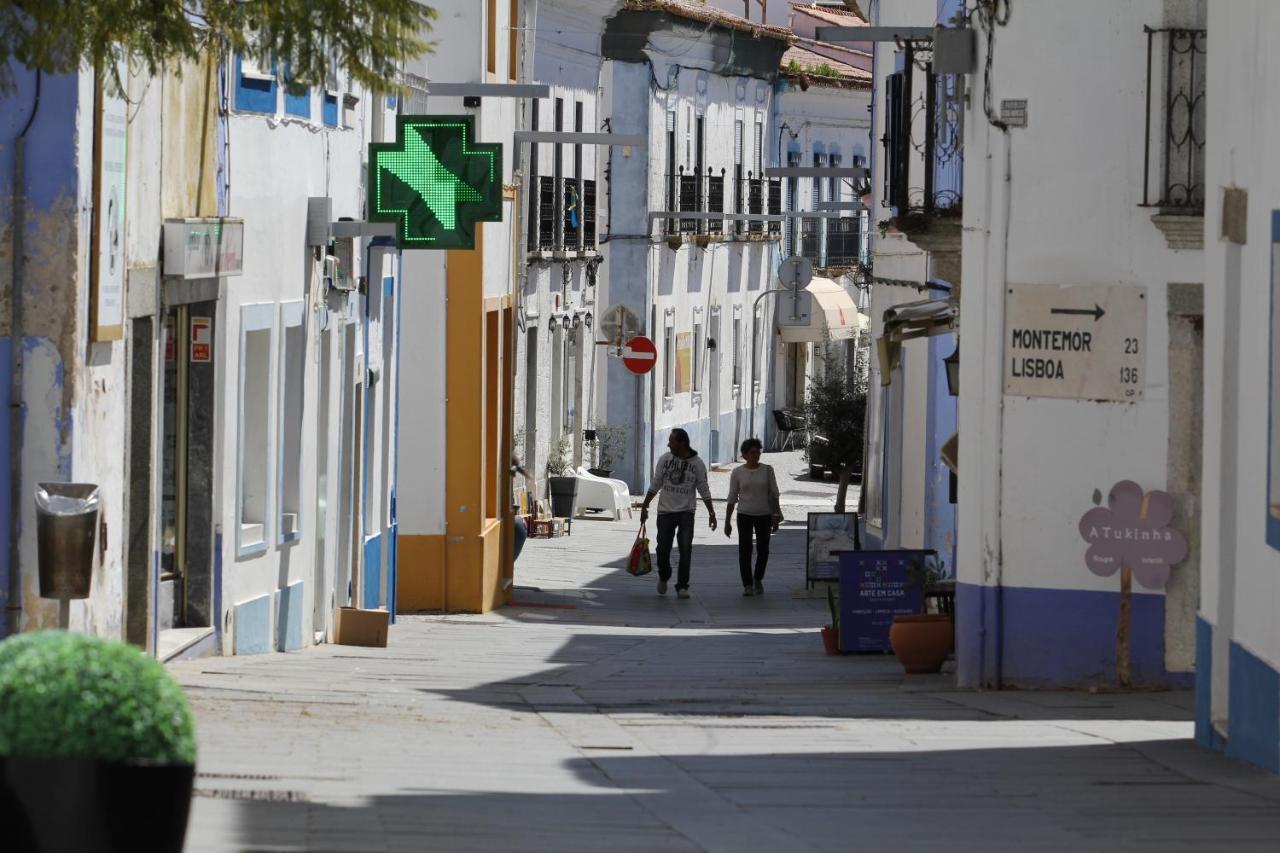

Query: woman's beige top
left=727, top=464, right=780, bottom=516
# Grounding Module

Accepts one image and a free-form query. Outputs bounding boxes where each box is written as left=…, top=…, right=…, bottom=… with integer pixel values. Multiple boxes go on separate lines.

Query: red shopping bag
left=627, top=524, right=653, bottom=576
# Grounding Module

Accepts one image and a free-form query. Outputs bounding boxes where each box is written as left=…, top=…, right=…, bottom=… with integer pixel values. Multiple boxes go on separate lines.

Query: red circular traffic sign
left=621, top=335, right=658, bottom=375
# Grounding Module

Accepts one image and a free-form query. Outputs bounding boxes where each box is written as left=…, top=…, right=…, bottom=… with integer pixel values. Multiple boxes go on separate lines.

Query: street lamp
left=944, top=342, right=960, bottom=396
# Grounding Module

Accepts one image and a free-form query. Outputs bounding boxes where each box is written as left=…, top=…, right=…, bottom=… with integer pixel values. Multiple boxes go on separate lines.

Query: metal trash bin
left=35, top=483, right=100, bottom=599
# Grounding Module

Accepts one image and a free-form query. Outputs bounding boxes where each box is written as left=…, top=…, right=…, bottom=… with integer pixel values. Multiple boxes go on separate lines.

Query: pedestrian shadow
left=201, top=739, right=1280, bottom=852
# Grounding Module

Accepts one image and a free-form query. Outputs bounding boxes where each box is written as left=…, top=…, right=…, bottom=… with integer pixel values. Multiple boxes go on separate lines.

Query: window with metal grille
left=583, top=180, right=597, bottom=249
left=883, top=71, right=908, bottom=212
left=748, top=178, right=764, bottom=234
left=1141, top=26, right=1206, bottom=213
left=563, top=178, right=581, bottom=250
left=767, top=179, right=782, bottom=236
left=826, top=216, right=861, bottom=267
left=537, top=176, right=556, bottom=250
left=734, top=118, right=745, bottom=236
left=707, top=172, right=725, bottom=235
left=665, top=110, right=678, bottom=235
left=678, top=169, right=699, bottom=234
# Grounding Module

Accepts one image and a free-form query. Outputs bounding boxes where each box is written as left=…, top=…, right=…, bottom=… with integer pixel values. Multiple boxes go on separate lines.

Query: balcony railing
left=747, top=176, right=764, bottom=233
left=678, top=171, right=700, bottom=234
left=826, top=217, right=861, bottom=266
left=883, top=40, right=964, bottom=215
left=563, top=178, right=581, bottom=251
left=707, top=174, right=725, bottom=235
left=767, top=179, right=782, bottom=236
left=537, top=176, right=556, bottom=251
left=583, top=180, right=597, bottom=249
left=1142, top=26, right=1206, bottom=213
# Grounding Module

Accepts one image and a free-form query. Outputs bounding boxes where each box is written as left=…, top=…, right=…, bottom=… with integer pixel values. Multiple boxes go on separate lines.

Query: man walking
left=640, top=429, right=717, bottom=599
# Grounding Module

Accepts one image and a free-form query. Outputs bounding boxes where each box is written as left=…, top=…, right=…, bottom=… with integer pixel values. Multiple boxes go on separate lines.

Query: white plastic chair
left=573, top=467, right=634, bottom=520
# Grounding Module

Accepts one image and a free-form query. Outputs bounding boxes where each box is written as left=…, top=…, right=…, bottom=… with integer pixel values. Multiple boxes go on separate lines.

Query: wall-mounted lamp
left=571, top=313, right=582, bottom=329
left=944, top=342, right=960, bottom=396
left=547, top=315, right=560, bottom=332
left=583, top=311, right=593, bottom=329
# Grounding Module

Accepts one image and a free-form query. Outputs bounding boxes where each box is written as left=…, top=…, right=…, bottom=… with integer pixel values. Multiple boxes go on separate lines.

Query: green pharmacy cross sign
left=369, top=115, right=503, bottom=250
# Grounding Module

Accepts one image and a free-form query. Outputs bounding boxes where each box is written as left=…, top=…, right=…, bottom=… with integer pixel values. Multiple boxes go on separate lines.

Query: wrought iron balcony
left=1141, top=26, right=1206, bottom=213
left=882, top=39, right=964, bottom=216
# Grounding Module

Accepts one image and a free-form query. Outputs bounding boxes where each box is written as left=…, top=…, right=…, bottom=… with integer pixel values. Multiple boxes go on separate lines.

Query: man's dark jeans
left=736, top=513, right=772, bottom=586
left=656, top=511, right=696, bottom=590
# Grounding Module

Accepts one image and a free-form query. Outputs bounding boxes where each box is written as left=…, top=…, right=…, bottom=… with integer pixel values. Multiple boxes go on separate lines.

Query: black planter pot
left=548, top=476, right=579, bottom=518
left=0, top=756, right=195, bottom=852
left=587, top=468, right=613, bottom=479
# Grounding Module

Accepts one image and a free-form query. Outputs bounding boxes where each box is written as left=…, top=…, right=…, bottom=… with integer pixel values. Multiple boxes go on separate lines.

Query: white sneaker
left=677, top=588, right=690, bottom=600
left=657, top=579, right=668, bottom=595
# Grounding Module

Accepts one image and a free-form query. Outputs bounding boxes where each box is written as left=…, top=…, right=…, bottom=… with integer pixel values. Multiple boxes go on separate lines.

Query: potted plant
left=546, top=435, right=579, bottom=518
left=889, top=555, right=954, bottom=674
left=588, top=425, right=628, bottom=479
left=0, top=630, right=198, bottom=852
left=821, top=584, right=840, bottom=655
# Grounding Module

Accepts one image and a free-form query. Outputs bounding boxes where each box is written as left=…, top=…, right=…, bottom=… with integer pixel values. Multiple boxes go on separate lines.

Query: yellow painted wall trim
left=397, top=534, right=446, bottom=612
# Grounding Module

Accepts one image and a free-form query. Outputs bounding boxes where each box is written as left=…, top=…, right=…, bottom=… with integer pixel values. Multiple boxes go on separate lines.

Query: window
left=751, top=309, right=761, bottom=385
left=732, top=315, right=742, bottom=387
left=554, top=98, right=564, bottom=249
left=692, top=321, right=704, bottom=392
left=277, top=302, right=305, bottom=543
left=1141, top=26, right=1207, bottom=212
left=565, top=326, right=578, bottom=434
left=665, top=110, right=677, bottom=235
left=864, top=382, right=886, bottom=530
left=237, top=304, right=275, bottom=554
left=528, top=102, right=541, bottom=251
left=733, top=117, right=745, bottom=235
left=664, top=320, right=675, bottom=398
left=283, top=62, right=310, bottom=119
left=235, top=54, right=277, bottom=114
left=884, top=70, right=908, bottom=212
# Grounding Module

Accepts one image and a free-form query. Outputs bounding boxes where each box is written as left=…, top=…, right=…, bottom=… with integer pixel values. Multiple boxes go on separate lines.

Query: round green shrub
left=0, top=630, right=196, bottom=765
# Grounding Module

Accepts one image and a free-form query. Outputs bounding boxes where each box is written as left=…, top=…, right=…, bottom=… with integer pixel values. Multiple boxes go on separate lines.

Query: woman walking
left=724, top=438, right=782, bottom=596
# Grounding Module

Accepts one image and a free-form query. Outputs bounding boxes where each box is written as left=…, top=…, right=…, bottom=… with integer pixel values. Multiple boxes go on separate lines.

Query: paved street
left=174, top=464, right=1280, bottom=852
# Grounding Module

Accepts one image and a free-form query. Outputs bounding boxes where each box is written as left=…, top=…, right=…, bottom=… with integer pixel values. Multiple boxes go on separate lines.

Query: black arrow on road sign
left=1050, top=304, right=1105, bottom=321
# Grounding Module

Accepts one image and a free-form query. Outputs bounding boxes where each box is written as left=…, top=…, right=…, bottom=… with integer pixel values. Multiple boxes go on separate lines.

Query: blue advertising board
left=835, top=550, right=932, bottom=652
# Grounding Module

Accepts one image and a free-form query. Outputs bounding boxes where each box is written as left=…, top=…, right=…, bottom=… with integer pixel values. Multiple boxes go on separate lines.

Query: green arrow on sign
left=368, top=115, right=503, bottom=250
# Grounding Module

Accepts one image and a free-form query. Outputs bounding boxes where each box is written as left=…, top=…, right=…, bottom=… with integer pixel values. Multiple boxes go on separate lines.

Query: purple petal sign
left=1078, top=480, right=1188, bottom=590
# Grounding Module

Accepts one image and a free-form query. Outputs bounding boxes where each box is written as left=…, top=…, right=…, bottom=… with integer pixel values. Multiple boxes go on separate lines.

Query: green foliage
left=905, top=555, right=947, bottom=613
left=0, top=0, right=436, bottom=94
left=592, top=425, right=629, bottom=470
left=0, top=630, right=196, bottom=765
left=547, top=435, right=574, bottom=477
left=826, top=584, right=839, bottom=630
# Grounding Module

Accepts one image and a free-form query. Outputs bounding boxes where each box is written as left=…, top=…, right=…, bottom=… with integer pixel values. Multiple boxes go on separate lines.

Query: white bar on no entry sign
left=622, top=348, right=656, bottom=361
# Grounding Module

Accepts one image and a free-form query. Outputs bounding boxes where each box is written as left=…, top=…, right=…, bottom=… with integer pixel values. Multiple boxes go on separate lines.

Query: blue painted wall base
left=955, top=582, right=1193, bottom=689
left=233, top=594, right=271, bottom=655
left=1226, top=640, right=1280, bottom=773
left=274, top=581, right=305, bottom=651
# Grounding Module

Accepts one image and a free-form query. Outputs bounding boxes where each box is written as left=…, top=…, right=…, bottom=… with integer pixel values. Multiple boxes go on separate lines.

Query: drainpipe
left=6, top=71, right=41, bottom=638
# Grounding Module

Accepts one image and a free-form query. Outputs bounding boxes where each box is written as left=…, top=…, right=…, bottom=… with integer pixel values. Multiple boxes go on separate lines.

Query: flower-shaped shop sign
left=1078, top=480, right=1188, bottom=590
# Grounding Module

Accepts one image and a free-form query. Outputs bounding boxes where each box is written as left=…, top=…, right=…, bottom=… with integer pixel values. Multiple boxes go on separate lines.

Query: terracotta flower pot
left=889, top=614, right=953, bottom=674
left=820, top=625, right=840, bottom=655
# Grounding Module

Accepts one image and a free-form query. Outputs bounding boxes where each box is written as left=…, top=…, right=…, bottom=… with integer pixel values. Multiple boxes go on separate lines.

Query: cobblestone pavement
left=174, top=485, right=1280, bottom=852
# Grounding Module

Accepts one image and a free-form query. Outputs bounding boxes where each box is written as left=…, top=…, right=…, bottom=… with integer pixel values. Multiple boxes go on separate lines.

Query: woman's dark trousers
left=737, top=513, right=772, bottom=586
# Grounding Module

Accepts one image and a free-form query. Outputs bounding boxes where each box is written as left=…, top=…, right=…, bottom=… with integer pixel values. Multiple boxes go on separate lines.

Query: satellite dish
left=600, top=305, right=640, bottom=345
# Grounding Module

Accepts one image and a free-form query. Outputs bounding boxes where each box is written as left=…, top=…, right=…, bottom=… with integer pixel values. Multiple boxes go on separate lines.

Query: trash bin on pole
left=35, top=483, right=101, bottom=600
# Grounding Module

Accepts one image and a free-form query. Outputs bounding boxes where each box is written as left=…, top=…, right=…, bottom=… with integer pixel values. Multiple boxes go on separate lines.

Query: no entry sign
left=621, top=335, right=657, bottom=375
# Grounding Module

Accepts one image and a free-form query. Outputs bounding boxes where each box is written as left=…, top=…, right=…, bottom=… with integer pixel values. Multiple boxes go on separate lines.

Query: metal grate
left=747, top=177, right=764, bottom=234
left=537, top=176, right=556, bottom=250
left=707, top=174, right=725, bottom=235
left=583, top=179, right=597, bottom=249
left=678, top=171, right=700, bottom=234
left=563, top=178, right=582, bottom=251
left=767, top=178, right=782, bottom=236
left=1142, top=27, right=1206, bottom=212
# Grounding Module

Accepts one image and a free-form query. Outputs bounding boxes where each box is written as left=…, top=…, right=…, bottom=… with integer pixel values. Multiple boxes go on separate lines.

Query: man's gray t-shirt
left=649, top=452, right=712, bottom=514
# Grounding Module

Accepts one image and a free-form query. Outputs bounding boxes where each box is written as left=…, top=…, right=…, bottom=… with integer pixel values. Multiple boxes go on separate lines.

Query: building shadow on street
left=202, top=739, right=1280, bottom=852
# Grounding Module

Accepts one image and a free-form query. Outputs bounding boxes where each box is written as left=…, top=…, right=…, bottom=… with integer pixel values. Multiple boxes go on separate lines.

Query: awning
left=776, top=277, right=869, bottom=344
left=876, top=297, right=956, bottom=384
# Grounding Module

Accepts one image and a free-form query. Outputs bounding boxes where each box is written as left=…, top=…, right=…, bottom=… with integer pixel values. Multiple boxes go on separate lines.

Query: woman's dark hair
left=740, top=437, right=763, bottom=455
left=669, top=428, right=691, bottom=448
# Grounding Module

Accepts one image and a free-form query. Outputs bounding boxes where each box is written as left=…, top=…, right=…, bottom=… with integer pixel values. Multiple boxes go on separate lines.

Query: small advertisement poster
left=675, top=331, right=692, bottom=393
left=806, top=512, right=860, bottom=583
left=190, top=317, right=212, bottom=363
left=837, top=550, right=931, bottom=652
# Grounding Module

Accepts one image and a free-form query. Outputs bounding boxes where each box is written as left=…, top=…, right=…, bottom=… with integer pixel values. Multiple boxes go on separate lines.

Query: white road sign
left=1003, top=284, right=1146, bottom=402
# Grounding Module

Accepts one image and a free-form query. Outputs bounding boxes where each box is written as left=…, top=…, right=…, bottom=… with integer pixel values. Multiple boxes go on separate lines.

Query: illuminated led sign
left=368, top=115, right=503, bottom=250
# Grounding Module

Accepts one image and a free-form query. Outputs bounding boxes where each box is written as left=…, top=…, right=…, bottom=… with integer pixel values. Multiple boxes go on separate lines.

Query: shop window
left=277, top=302, right=305, bottom=543
left=235, top=54, right=277, bottom=114
left=238, top=304, right=275, bottom=554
